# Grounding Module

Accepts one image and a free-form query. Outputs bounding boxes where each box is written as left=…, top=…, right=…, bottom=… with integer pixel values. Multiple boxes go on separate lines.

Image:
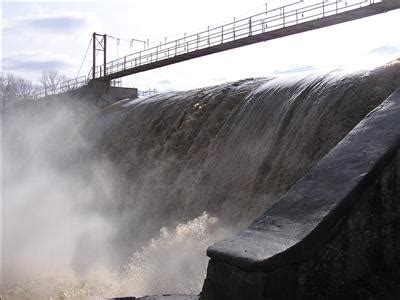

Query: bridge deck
left=96, top=0, right=399, bottom=81
left=34, top=0, right=399, bottom=99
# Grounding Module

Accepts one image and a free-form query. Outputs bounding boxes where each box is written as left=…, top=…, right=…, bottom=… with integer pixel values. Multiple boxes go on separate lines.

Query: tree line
left=1, top=70, right=68, bottom=105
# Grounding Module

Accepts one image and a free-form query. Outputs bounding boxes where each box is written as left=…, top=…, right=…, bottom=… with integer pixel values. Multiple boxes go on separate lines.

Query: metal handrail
left=93, top=0, right=380, bottom=78
left=37, top=0, right=382, bottom=98
left=32, top=76, right=88, bottom=99
left=138, top=88, right=158, bottom=97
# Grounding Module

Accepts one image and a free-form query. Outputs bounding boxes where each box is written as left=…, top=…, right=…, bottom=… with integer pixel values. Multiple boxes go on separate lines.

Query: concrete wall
left=200, top=88, right=400, bottom=299
left=84, top=80, right=138, bottom=108
left=40, top=80, right=138, bottom=109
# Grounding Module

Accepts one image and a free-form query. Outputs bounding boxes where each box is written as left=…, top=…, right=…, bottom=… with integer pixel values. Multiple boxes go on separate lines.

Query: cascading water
left=2, top=60, right=400, bottom=299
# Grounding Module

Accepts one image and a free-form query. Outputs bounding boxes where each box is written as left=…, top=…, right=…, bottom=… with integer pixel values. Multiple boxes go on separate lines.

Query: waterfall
left=3, top=60, right=400, bottom=298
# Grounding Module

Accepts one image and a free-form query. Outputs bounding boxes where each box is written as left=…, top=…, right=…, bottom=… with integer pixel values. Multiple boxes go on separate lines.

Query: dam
left=2, top=0, right=400, bottom=299
left=3, top=60, right=400, bottom=299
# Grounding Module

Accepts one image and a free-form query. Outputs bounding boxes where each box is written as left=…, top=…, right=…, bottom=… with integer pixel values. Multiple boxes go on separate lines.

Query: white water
left=2, top=61, right=400, bottom=299
left=4, top=213, right=229, bottom=299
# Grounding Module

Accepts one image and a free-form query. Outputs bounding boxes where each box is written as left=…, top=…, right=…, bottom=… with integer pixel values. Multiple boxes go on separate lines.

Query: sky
left=2, top=0, right=400, bottom=92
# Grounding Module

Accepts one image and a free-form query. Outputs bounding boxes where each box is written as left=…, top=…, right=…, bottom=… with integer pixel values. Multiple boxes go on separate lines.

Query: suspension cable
left=107, top=34, right=146, bottom=44
left=76, top=36, right=93, bottom=78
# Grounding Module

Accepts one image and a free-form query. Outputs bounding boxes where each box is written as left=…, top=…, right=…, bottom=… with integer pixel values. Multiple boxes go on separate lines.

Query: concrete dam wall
left=201, top=88, right=400, bottom=300
left=3, top=61, right=400, bottom=299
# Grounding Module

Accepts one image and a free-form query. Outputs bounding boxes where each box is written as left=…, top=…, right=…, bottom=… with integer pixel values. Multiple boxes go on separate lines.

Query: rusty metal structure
left=92, top=33, right=107, bottom=79
left=34, top=0, right=400, bottom=98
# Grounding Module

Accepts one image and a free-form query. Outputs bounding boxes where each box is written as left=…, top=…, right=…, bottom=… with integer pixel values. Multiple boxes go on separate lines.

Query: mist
left=2, top=96, right=230, bottom=299
left=2, top=61, right=400, bottom=299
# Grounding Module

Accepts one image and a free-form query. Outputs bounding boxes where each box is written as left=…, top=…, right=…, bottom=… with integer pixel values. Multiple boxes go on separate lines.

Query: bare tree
left=16, top=78, right=34, bottom=98
left=1, top=74, right=18, bottom=107
left=1, top=73, right=39, bottom=106
left=40, top=70, right=68, bottom=96
left=0, top=70, right=69, bottom=105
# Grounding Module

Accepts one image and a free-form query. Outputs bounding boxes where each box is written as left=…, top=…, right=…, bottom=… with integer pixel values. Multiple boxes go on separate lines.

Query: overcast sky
left=2, top=0, right=400, bottom=91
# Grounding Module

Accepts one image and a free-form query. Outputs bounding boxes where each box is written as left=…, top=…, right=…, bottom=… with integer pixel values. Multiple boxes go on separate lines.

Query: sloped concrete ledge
left=40, top=79, right=138, bottom=109
left=201, top=88, right=400, bottom=299
left=111, top=295, right=198, bottom=300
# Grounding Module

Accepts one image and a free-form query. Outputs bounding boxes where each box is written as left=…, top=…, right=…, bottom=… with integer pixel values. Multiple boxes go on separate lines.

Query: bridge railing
left=32, top=76, right=89, bottom=99
left=138, top=88, right=158, bottom=97
left=93, top=0, right=381, bottom=78
left=36, top=0, right=383, bottom=97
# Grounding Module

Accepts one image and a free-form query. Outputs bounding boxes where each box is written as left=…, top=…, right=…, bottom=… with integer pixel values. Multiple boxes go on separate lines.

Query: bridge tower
left=92, top=32, right=107, bottom=79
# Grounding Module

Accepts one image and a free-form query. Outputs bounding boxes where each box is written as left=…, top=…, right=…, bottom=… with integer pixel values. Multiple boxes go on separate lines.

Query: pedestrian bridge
left=38, top=0, right=400, bottom=98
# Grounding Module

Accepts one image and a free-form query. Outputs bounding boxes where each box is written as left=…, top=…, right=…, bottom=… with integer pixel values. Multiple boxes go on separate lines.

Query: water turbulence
left=3, top=61, right=400, bottom=299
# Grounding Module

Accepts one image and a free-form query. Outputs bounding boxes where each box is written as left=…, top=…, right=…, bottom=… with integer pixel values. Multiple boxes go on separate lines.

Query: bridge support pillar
left=92, top=33, right=107, bottom=80
left=87, top=79, right=110, bottom=90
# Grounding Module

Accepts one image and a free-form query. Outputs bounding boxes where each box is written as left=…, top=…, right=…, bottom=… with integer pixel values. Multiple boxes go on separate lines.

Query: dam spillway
left=2, top=61, right=400, bottom=299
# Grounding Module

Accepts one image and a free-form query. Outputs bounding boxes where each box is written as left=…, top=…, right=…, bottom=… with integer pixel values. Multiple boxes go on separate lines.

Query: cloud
left=368, top=45, right=400, bottom=56
left=156, top=79, right=173, bottom=86
left=3, top=51, right=77, bottom=73
left=272, top=65, right=317, bottom=75
left=5, top=13, right=88, bottom=33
